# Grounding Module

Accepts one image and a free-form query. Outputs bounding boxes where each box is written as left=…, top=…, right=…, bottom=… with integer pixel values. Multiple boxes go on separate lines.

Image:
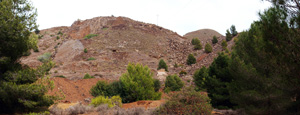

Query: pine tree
left=186, top=54, right=196, bottom=65
left=194, top=42, right=203, bottom=50
left=212, top=36, right=218, bottom=44
left=230, top=25, right=238, bottom=37
left=225, top=29, right=232, bottom=41
left=205, top=43, right=212, bottom=53
left=0, top=0, right=57, bottom=113
left=157, top=59, right=168, bottom=71
left=191, top=38, right=200, bottom=45
left=221, top=40, right=227, bottom=50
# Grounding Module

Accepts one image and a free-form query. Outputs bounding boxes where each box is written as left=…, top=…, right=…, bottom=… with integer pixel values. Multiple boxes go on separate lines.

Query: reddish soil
left=47, top=77, right=111, bottom=104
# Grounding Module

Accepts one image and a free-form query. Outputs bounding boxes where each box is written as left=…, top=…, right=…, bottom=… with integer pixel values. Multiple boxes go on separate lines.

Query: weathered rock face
left=54, top=40, right=84, bottom=63
left=20, top=16, right=233, bottom=80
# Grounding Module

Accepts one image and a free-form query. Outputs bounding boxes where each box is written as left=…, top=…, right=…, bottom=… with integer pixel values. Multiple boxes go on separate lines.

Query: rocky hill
left=21, top=16, right=234, bottom=82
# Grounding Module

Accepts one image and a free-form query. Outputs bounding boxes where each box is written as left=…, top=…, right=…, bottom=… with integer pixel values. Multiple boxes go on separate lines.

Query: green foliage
left=221, top=40, right=228, bottom=50
left=87, top=57, right=96, bottom=61
left=153, top=79, right=161, bottom=92
left=174, top=63, right=178, bottom=68
left=56, top=36, right=60, bottom=40
left=204, top=43, right=212, bottom=53
left=230, top=25, right=238, bottom=37
left=37, top=52, right=52, bottom=63
left=38, top=35, right=43, bottom=39
left=34, top=29, right=40, bottom=34
left=212, top=35, right=218, bottom=44
left=84, top=48, right=88, bottom=53
left=186, top=54, right=196, bottom=65
left=164, top=75, right=184, bottom=91
left=157, top=59, right=168, bottom=71
left=193, top=66, right=209, bottom=91
left=90, top=81, right=111, bottom=97
left=84, top=34, right=98, bottom=39
left=227, top=6, right=300, bottom=114
left=119, top=63, right=161, bottom=103
left=90, top=63, right=162, bottom=103
left=194, top=42, right=203, bottom=50
left=156, top=87, right=213, bottom=115
left=191, top=38, right=200, bottom=45
left=26, top=111, right=50, bottom=115
left=55, top=75, right=66, bottom=78
left=225, top=29, right=232, bottom=41
left=0, top=61, right=58, bottom=113
left=90, top=95, right=122, bottom=108
left=83, top=73, right=95, bottom=79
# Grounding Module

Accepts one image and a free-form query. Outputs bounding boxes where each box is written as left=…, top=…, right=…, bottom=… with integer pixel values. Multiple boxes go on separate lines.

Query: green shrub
left=90, top=63, right=162, bottom=103
left=174, top=63, right=178, bottom=68
left=191, top=38, right=200, bottom=45
left=90, top=81, right=110, bottom=97
left=205, top=43, right=212, bottom=53
left=33, top=48, right=39, bottom=52
left=83, top=73, right=94, bottom=79
left=221, top=40, right=228, bottom=50
left=157, top=59, right=168, bottom=71
left=87, top=57, right=96, bottom=61
left=57, top=31, right=63, bottom=36
left=37, top=52, right=52, bottom=63
left=165, top=75, right=184, bottom=91
left=153, top=79, right=161, bottom=92
left=90, top=95, right=122, bottom=108
left=156, top=87, right=213, bottom=115
left=55, top=75, right=66, bottom=78
left=119, top=63, right=161, bottom=103
left=193, top=66, right=209, bottom=91
left=84, top=48, right=88, bottom=53
left=56, top=36, right=60, bottom=40
left=186, top=54, right=196, bottom=65
left=212, top=36, right=218, bottom=44
left=38, top=35, right=43, bottom=39
left=194, top=42, right=203, bottom=50
left=84, top=34, right=98, bottom=39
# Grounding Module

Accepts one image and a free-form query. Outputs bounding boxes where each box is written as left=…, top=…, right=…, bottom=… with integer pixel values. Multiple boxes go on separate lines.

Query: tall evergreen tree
left=0, top=0, right=57, bottom=113
left=228, top=6, right=300, bottom=114
left=230, top=25, right=238, bottom=37
left=186, top=54, right=196, bottom=65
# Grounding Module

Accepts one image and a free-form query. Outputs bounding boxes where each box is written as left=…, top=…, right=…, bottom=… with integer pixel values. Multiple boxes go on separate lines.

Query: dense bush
left=90, top=96, right=122, bottom=108
left=153, top=79, right=161, bottom=92
left=37, top=52, right=52, bottom=63
left=83, top=73, right=94, bottom=79
left=156, top=87, right=213, bottom=115
left=193, top=66, right=209, bottom=91
left=194, top=42, right=203, bottom=50
left=186, top=54, right=196, bottom=65
left=84, top=48, right=88, bottom=53
left=191, top=38, right=200, bottom=45
left=119, top=63, right=161, bottom=103
left=212, top=35, right=218, bottom=44
left=90, top=63, right=161, bottom=103
left=90, top=81, right=111, bottom=97
left=157, top=59, right=168, bottom=71
left=164, top=75, right=184, bottom=91
left=205, top=43, right=212, bottom=53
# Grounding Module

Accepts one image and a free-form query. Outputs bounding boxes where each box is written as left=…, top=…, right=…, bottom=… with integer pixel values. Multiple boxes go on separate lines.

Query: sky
left=31, top=0, right=272, bottom=36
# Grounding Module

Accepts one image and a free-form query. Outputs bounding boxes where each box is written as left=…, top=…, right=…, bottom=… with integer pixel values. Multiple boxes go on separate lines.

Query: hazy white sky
left=31, top=0, right=272, bottom=35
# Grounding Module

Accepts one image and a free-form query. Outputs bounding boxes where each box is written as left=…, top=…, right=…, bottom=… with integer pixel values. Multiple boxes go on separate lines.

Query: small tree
left=90, top=81, right=111, bottom=97
left=187, top=54, right=196, bottom=65
left=193, top=66, right=209, bottom=91
left=205, top=43, right=212, bottom=53
left=83, top=73, right=95, bottom=79
left=165, top=75, right=184, bottom=91
left=157, top=59, right=168, bottom=71
left=120, top=63, right=161, bottom=103
left=230, top=25, right=238, bottom=37
left=225, top=29, right=232, bottom=41
left=221, top=40, right=228, bottom=50
left=194, top=42, right=203, bottom=50
left=153, top=79, right=161, bottom=92
left=191, top=38, right=200, bottom=45
left=212, top=36, right=218, bottom=44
